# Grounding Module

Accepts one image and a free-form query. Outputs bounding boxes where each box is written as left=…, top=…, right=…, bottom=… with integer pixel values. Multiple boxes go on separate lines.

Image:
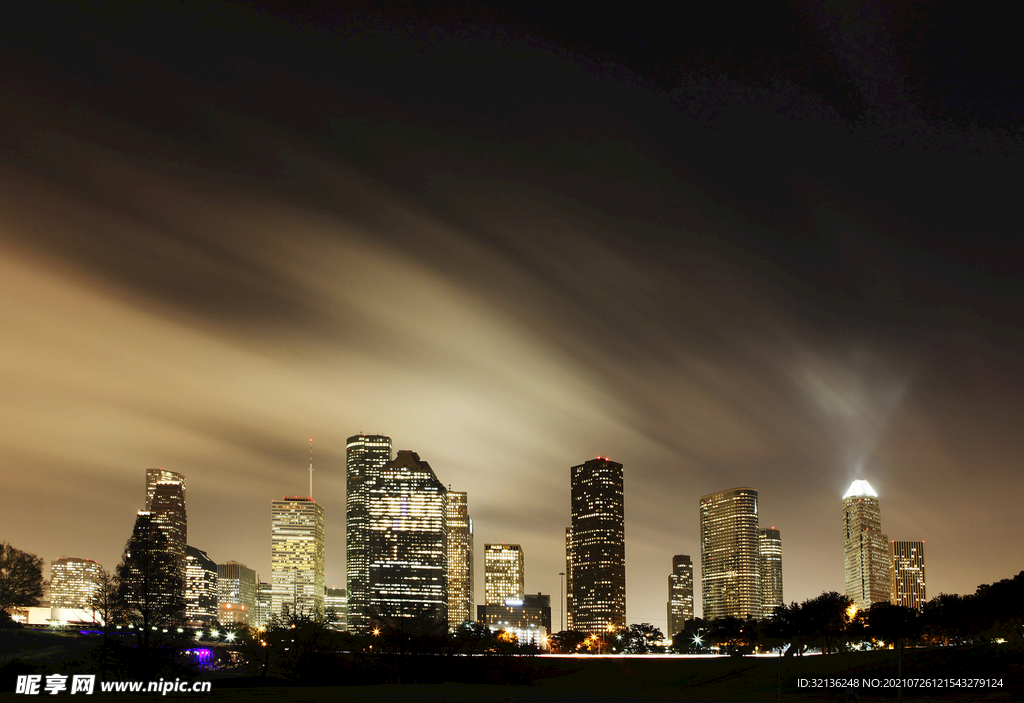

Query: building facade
left=758, top=528, right=783, bottom=618
left=566, top=457, right=625, bottom=632
left=484, top=544, right=524, bottom=606
left=144, top=470, right=187, bottom=604
left=324, top=587, right=348, bottom=630
left=700, top=488, right=760, bottom=620
left=666, top=554, right=694, bottom=637
left=50, top=558, right=104, bottom=610
left=843, top=480, right=890, bottom=611
left=184, top=545, right=218, bottom=625
left=217, top=561, right=256, bottom=617
left=890, top=541, right=926, bottom=610
left=271, top=496, right=325, bottom=620
left=367, top=450, right=448, bottom=628
left=446, top=491, right=474, bottom=629
left=346, top=434, right=393, bottom=632
left=479, top=593, right=551, bottom=648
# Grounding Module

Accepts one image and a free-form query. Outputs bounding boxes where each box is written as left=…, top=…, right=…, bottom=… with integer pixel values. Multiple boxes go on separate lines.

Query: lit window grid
left=700, top=488, right=760, bottom=620
left=271, top=498, right=325, bottom=618
left=667, top=555, right=694, bottom=636
left=346, top=434, right=393, bottom=632
left=484, top=544, right=524, bottom=606
left=50, top=558, right=103, bottom=610
left=446, top=492, right=474, bottom=630
left=889, top=541, right=926, bottom=610
left=758, top=529, right=783, bottom=618
left=568, top=459, right=625, bottom=632
left=843, top=492, right=890, bottom=610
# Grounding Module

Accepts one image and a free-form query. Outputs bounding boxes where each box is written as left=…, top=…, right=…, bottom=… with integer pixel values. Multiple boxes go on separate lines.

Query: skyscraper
left=184, top=546, right=218, bottom=625
left=120, top=512, right=185, bottom=625
left=666, top=554, right=694, bottom=637
left=890, top=541, right=926, bottom=611
left=446, top=491, right=474, bottom=629
left=367, top=449, right=448, bottom=629
left=758, top=528, right=783, bottom=618
left=346, top=434, right=393, bottom=632
left=700, top=488, right=760, bottom=620
left=843, top=479, right=890, bottom=611
left=484, top=544, right=524, bottom=605
left=567, top=457, right=625, bottom=632
left=50, top=558, right=103, bottom=610
left=271, top=496, right=325, bottom=619
left=144, top=470, right=187, bottom=603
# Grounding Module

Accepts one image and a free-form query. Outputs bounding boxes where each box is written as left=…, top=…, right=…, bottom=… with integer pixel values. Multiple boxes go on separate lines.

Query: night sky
left=2, top=1, right=1022, bottom=632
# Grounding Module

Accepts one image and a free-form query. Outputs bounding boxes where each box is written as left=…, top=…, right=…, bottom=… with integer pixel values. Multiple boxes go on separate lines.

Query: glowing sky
left=2, top=2, right=1022, bottom=632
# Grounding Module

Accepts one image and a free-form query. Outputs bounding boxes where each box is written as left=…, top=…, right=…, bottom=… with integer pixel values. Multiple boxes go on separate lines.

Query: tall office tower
left=567, top=457, right=626, bottom=632
left=666, top=554, right=694, bottom=637
left=121, top=512, right=185, bottom=624
left=843, top=480, right=890, bottom=611
left=144, top=471, right=187, bottom=598
left=217, top=561, right=257, bottom=613
left=564, top=527, right=573, bottom=631
left=324, top=587, right=348, bottom=630
left=758, top=528, right=784, bottom=618
left=367, top=449, right=448, bottom=628
left=271, top=497, right=325, bottom=619
left=184, top=546, right=218, bottom=625
left=50, top=558, right=104, bottom=610
left=446, top=491, right=474, bottom=629
left=700, top=488, right=760, bottom=620
left=890, top=541, right=926, bottom=611
left=485, top=544, right=525, bottom=606
left=346, top=434, right=393, bottom=633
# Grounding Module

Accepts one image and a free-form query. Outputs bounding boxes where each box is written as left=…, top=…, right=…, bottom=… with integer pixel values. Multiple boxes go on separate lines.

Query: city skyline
left=3, top=1, right=1023, bottom=635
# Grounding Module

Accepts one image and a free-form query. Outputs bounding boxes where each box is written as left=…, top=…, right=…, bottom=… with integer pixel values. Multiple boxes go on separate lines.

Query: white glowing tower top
left=843, top=479, right=877, bottom=499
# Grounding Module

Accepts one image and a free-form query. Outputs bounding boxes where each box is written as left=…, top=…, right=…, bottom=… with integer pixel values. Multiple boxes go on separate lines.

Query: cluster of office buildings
left=18, top=443, right=926, bottom=639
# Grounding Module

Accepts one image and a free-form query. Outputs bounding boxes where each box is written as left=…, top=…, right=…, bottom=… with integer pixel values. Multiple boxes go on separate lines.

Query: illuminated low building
left=479, top=593, right=551, bottom=648
left=325, top=587, right=348, bottom=630
left=218, top=601, right=250, bottom=626
left=50, top=558, right=103, bottom=610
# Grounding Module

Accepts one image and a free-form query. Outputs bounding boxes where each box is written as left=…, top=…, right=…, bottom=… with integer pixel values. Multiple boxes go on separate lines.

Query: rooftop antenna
left=309, top=438, right=314, bottom=498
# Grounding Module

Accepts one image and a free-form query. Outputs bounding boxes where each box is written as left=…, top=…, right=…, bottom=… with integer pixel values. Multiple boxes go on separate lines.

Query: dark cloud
left=1, top=0, right=1022, bottom=630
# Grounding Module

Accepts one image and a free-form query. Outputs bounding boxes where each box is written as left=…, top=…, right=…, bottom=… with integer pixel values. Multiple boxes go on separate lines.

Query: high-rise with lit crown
left=484, top=544, right=524, bottom=605
left=566, top=457, right=625, bottom=632
left=700, top=488, right=760, bottom=620
left=890, top=541, right=926, bottom=610
left=446, top=491, right=473, bottom=629
left=758, top=528, right=783, bottom=618
left=144, top=470, right=187, bottom=604
left=843, top=479, right=889, bottom=611
left=666, top=554, right=694, bottom=637
left=368, top=450, right=448, bottom=629
left=271, top=496, right=325, bottom=619
left=346, top=434, right=393, bottom=632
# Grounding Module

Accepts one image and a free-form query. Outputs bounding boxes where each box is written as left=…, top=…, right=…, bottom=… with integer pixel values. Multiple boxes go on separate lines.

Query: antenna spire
left=309, top=437, right=314, bottom=498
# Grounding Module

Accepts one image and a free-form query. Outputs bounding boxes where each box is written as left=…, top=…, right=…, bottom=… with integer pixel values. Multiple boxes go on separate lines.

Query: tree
left=116, top=514, right=185, bottom=651
left=861, top=602, right=921, bottom=649
left=802, top=591, right=853, bottom=654
left=0, top=542, right=44, bottom=613
left=623, top=622, right=664, bottom=653
left=671, top=618, right=710, bottom=653
left=547, top=629, right=589, bottom=653
left=88, top=568, right=123, bottom=638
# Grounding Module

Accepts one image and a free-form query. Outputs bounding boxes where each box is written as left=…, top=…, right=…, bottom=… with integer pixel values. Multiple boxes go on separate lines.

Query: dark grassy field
left=1, top=631, right=1020, bottom=702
